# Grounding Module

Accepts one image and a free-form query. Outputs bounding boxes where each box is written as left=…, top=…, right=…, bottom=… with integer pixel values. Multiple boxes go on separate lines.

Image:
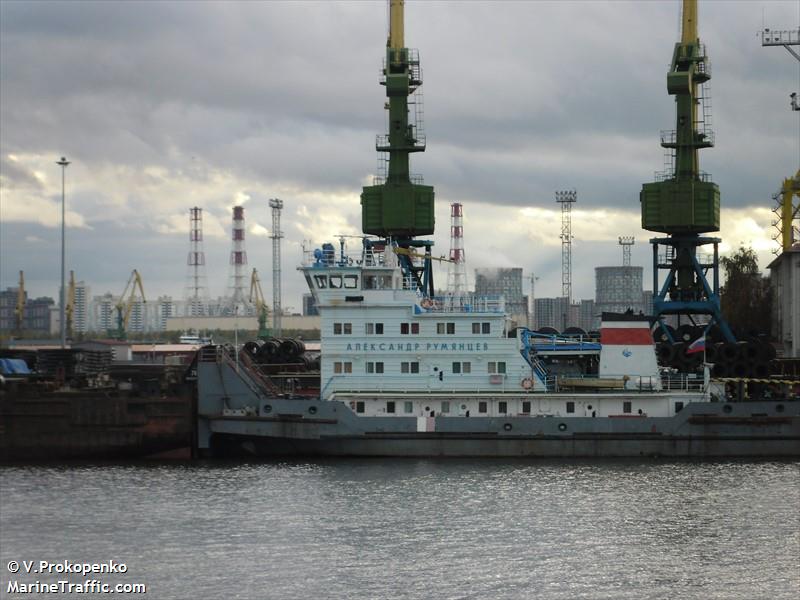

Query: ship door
left=430, top=365, right=443, bottom=389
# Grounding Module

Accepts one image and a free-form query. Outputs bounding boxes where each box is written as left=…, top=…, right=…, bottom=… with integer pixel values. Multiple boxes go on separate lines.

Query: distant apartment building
left=594, top=266, right=645, bottom=316
left=0, top=287, right=54, bottom=334
left=73, top=281, right=90, bottom=333
left=0, top=287, right=19, bottom=331
left=474, top=267, right=527, bottom=323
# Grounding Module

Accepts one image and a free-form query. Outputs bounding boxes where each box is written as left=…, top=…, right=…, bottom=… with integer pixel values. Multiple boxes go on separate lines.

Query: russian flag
left=686, top=336, right=706, bottom=355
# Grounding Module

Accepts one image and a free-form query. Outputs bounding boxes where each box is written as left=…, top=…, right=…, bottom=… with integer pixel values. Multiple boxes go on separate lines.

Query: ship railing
left=214, top=345, right=281, bottom=398
left=422, top=295, right=505, bottom=313
left=661, top=373, right=706, bottom=392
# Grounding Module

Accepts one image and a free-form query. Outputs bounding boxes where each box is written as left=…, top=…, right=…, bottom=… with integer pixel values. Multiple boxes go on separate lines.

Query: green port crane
left=249, top=268, right=270, bottom=340
left=640, top=0, right=735, bottom=343
left=360, top=0, right=437, bottom=296
left=110, top=269, right=145, bottom=340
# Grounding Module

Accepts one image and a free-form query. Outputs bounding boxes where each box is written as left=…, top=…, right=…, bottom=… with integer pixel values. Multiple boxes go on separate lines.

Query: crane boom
left=389, top=0, right=404, bottom=50
left=112, top=269, right=146, bottom=339
left=681, top=0, right=697, bottom=44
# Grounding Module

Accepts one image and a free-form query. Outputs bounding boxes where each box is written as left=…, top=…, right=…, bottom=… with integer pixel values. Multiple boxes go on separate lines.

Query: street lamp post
left=56, top=157, right=70, bottom=348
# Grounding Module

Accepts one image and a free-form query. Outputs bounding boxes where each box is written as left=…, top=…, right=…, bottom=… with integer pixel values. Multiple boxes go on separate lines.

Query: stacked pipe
left=655, top=336, right=774, bottom=378
left=243, top=337, right=319, bottom=371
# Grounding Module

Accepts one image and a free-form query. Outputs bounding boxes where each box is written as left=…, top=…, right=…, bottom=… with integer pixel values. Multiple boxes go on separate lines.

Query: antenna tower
left=556, top=190, right=577, bottom=304
left=269, top=198, right=284, bottom=336
left=185, top=207, right=209, bottom=316
left=225, top=206, right=251, bottom=314
left=446, top=203, right=468, bottom=296
left=619, top=236, right=635, bottom=267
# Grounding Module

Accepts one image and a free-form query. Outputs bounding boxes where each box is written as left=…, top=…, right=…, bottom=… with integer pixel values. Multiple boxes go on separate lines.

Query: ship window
left=623, top=401, right=632, bottom=414
left=329, top=275, right=342, bottom=288
left=334, top=323, right=341, bottom=334
left=356, top=401, right=365, bottom=414
left=403, top=322, right=419, bottom=335
left=499, top=401, right=507, bottom=414
left=411, top=323, right=419, bottom=334
left=472, top=322, right=480, bottom=334
left=437, top=323, right=445, bottom=334
left=333, top=361, right=352, bottom=374
left=401, top=362, right=419, bottom=374
left=366, top=361, right=384, bottom=374
left=401, top=323, right=409, bottom=334
left=314, top=275, right=328, bottom=289
left=482, top=323, right=490, bottom=334
left=344, top=323, right=352, bottom=334
left=674, top=401, right=684, bottom=413
left=363, top=275, right=376, bottom=289
left=478, top=401, right=488, bottom=414
left=566, top=401, right=575, bottom=414
left=452, top=362, right=461, bottom=374
left=488, top=362, right=506, bottom=374
left=387, top=401, right=396, bottom=414
left=441, top=401, right=450, bottom=413
left=463, top=362, right=471, bottom=374
left=404, top=401, right=413, bottom=414
left=522, top=401, right=531, bottom=414
left=365, top=323, right=384, bottom=335
left=447, top=323, right=455, bottom=334
left=344, top=275, right=358, bottom=289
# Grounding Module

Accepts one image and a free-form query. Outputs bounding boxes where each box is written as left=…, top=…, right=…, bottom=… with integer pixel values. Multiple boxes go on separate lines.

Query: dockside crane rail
left=249, top=268, right=270, bottom=340
left=111, top=269, right=146, bottom=340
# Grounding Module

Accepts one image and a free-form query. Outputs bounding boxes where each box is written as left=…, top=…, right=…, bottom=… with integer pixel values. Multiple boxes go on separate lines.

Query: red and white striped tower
left=225, top=205, right=251, bottom=314
left=184, top=207, right=209, bottom=316
left=446, top=202, right=468, bottom=296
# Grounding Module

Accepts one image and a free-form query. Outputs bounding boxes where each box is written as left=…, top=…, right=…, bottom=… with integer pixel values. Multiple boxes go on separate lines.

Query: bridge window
left=333, top=361, right=352, bottom=374
left=401, top=361, right=420, bottom=374
left=478, top=401, right=488, bottom=414
left=329, top=275, right=342, bottom=289
left=522, top=401, right=531, bottom=414
left=488, top=362, right=506, bottom=374
left=386, top=401, right=395, bottom=414
left=366, top=361, right=384, bottom=374
left=344, top=275, right=358, bottom=289
left=498, top=401, right=507, bottom=414
left=356, top=401, right=365, bottom=414
left=623, top=401, right=632, bottom=414
left=566, top=401, right=575, bottom=414
left=313, top=275, right=328, bottom=289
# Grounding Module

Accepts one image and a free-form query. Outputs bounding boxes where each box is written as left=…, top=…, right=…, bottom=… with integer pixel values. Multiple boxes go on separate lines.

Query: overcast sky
left=1, top=0, right=798, bottom=310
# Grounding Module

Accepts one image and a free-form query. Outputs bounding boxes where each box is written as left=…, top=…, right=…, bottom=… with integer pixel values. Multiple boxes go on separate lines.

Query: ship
left=195, top=239, right=800, bottom=457
left=194, top=0, right=800, bottom=457
left=0, top=348, right=194, bottom=461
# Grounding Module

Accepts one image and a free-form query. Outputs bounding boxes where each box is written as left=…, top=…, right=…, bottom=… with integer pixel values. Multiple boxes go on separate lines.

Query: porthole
left=461, top=404, right=467, bottom=410
left=587, top=405, right=593, bottom=410
left=775, top=404, right=785, bottom=413
left=308, top=406, right=318, bottom=415
left=723, top=404, right=733, bottom=414
left=263, top=404, right=272, bottom=413
left=558, top=423, right=567, bottom=432
left=503, top=423, right=512, bottom=431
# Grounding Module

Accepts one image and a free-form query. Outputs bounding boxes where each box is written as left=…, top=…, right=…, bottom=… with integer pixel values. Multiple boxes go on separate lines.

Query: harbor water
left=1, top=459, right=798, bottom=599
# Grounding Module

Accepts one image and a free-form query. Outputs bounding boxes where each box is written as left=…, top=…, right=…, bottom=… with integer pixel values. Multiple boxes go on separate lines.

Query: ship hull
left=0, top=386, right=194, bottom=462
left=199, top=396, right=800, bottom=458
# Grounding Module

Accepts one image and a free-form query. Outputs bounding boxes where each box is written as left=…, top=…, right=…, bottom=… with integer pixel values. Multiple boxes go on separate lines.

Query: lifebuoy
left=420, top=298, right=433, bottom=309
left=521, top=378, right=533, bottom=390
